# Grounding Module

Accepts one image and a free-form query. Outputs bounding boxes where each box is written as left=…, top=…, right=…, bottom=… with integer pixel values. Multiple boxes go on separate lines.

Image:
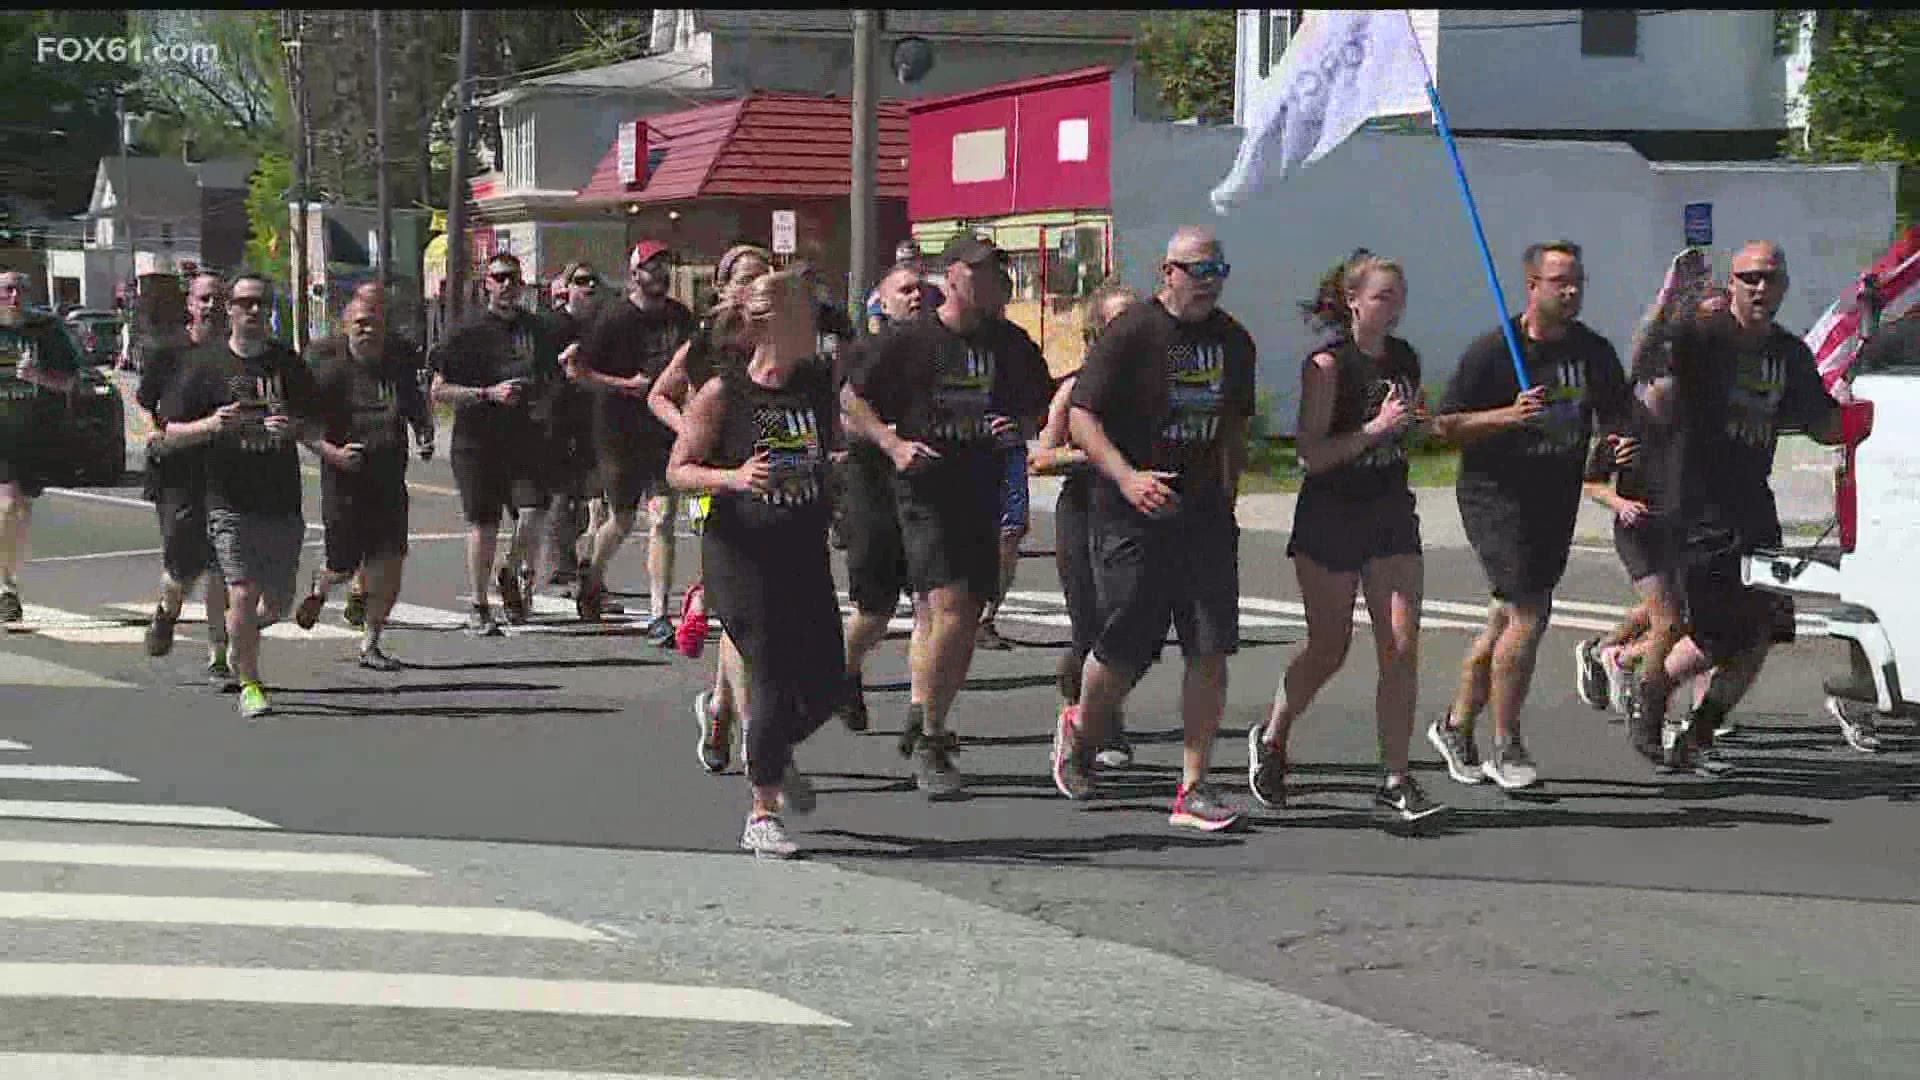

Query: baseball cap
left=629, top=238, right=673, bottom=270
left=939, top=235, right=1007, bottom=269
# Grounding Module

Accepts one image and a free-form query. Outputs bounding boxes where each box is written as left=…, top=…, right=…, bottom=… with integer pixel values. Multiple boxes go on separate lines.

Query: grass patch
left=1239, top=436, right=1457, bottom=495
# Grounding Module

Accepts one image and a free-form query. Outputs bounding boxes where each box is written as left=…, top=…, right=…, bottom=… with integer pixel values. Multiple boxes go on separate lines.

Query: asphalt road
left=1, top=454, right=1915, bottom=1080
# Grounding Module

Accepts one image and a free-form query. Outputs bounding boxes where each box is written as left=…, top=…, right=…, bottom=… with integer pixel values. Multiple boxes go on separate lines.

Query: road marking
left=0, top=841, right=428, bottom=877
left=105, top=603, right=359, bottom=642
left=0, top=765, right=135, bottom=784
left=0, top=893, right=605, bottom=941
left=27, top=547, right=168, bottom=564
left=0, top=655, right=136, bottom=689
left=0, top=801, right=277, bottom=830
left=0, top=740, right=27, bottom=751
left=42, top=487, right=321, bottom=533
left=0, top=965, right=852, bottom=1026
left=0, top=1056, right=737, bottom=1080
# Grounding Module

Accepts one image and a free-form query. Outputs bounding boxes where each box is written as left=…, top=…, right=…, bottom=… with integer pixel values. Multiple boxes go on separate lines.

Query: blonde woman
left=667, top=269, right=844, bottom=859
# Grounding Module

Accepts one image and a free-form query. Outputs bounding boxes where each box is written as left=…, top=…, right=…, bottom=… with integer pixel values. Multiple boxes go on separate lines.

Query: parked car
left=0, top=322, right=125, bottom=487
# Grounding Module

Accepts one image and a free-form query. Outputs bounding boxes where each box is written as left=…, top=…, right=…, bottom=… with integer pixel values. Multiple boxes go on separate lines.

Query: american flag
left=1808, top=225, right=1919, bottom=397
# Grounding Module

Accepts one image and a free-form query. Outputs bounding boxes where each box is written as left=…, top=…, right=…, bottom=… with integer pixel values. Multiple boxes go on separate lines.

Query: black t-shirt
left=1301, top=335, right=1421, bottom=502
left=1438, top=316, right=1630, bottom=512
left=0, top=313, right=83, bottom=456
left=544, top=307, right=596, bottom=438
left=308, top=335, right=429, bottom=494
left=430, top=307, right=562, bottom=454
left=705, top=361, right=841, bottom=540
left=1668, top=316, right=1837, bottom=546
left=1069, top=298, right=1258, bottom=508
left=158, top=341, right=320, bottom=517
left=577, top=297, right=694, bottom=446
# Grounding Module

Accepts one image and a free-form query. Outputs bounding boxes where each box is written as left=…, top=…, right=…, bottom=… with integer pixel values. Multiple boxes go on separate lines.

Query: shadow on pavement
left=809, top=827, right=1248, bottom=862
left=276, top=701, right=622, bottom=719
left=277, top=681, right=562, bottom=695
left=399, top=657, right=664, bottom=672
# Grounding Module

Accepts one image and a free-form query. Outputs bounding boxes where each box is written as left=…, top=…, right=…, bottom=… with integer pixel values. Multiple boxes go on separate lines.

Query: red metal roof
left=905, top=66, right=1113, bottom=115
left=578, top=92, right=909, bottom=205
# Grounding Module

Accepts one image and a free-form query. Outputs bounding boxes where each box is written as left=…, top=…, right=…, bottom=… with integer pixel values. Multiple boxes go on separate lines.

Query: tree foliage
left=244, top=150, right=292, bottom=286
left=1787, top=11, right=1919, bottom=229
left=1135, top=10, right=1238, bottom=125
left=0, top=11, right=140, bottom=219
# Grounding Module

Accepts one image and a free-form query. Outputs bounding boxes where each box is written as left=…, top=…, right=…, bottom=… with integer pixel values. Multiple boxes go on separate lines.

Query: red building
left=908, top=67, right=1115, bottom=373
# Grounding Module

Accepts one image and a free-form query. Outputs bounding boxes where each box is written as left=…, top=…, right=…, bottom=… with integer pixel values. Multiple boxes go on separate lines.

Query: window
left=1057, top=119, right=1089, bottom=163
left=159, top=222, right=173, bottom=246
left=82, top=221, right=96, bottom=246
left=951, top=128, right=1007, bottom=185
left=1257, top=9, right=1307, bottom=79
left=1580, top=10, right=1638, bottom=57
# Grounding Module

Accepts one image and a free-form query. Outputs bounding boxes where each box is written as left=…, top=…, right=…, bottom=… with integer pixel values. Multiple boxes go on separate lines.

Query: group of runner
left=0, top=222, right=1859, bottom=859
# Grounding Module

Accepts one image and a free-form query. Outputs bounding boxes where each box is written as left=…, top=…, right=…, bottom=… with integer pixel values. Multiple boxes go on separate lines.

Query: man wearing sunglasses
left=0, top=270, right=83, bottom=627
left=539, top=262, right=603, bottom=594
left=149, top=273, right=322, bottom=719
left=1650, top=242, right=1850, bottom=770
left=1052, top=227, right=1256, bottom=832
left=567, top=240, right=695, bottom=641
left=430, top=252, right=562, bottom=637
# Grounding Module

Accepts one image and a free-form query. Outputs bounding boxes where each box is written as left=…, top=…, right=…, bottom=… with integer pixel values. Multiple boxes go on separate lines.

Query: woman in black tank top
left=1249, top=251, right=1444, bottom=825
left=667, top=268, right=845, bottom=860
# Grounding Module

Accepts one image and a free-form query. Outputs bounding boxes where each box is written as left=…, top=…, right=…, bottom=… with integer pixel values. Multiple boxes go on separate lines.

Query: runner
left=149, top=272, right=321, bottom=718
left=540, top=261, right=602, bottom=594
left=1426, top=241, right=1632, bottom=791
left=429, top=252, right=561, bottom=636
left=665, top=268, right=844, bottom=858
left=976, top=284, right=1035, bottom=653
left=292, top=290, right=431, bottom=669
left=649, top=243, right=774, bottom=774
left=137, top=272, right=234, bottom=684
left=832, top=260, right=928, bottom=735
left=568, top=239, right=695, bottom=639
left=0, top=269, right=83, bottom=625
left=1030, top=283, right=1137, bottom=766
left=1248, top=250, right=1444, bottom=824
left=1650, top=241, right=1849, bottom=770
left=841, top=236, right=1051, bottom=798
left=1048, top=226, right=1256, bottom=832
left=341, top=281, right=434, bottom=630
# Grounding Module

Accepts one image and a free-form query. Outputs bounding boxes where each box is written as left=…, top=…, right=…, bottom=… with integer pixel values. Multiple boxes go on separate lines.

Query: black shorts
left=154, top=487, right=214, bottom=583
left=1681, top=528, right=1795, bottom=662
left=1614, top=515, right=1682, bottom=585
left=451, top=444, right=551, bottom=527
left=322, top=482, right=409, bottom=574
left=0, top=455, right=48, bottom=499
left=1286, top=487, right=1421, bottom=573
left=840, top=451, right=908, bottom=615
left=1089, top=494, right=1241, bottom=672
left=1056, top=471, right=1099, bottom=662
left=1460, top=489, right=1576, bottom=604
left=895, top=453, right=1001, bottom=600
left=597, top=432, right=669, bottom=514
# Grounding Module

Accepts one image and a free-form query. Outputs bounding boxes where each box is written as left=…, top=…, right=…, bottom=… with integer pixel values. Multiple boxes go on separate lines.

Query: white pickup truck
left=1744, top=324, right=1917, bottom=742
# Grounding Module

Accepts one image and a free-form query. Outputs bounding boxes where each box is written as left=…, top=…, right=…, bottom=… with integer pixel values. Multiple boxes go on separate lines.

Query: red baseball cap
left=630, top=239, right=673, bottom=270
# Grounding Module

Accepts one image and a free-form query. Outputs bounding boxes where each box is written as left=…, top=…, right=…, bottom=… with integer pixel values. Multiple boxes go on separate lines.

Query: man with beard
left=337, top=281, right=434, bottom=630
left=1048, top=227, right=1256, bottom=831
left=293, top=291, right=432, bottom=669
left=1643, top=241, right=1849, bottom=771
left=139, top=270, right=235, bottom=683
left=151, top=273, right=322, bottom=718
left=430, top=253, right=560, bottom=636
left=841, top=237, right=1051, bottom=799
left=567, top=239, right=695, bottom=640
left=1426, top=242, right=1632, bottom=791
left=0, top=270, right=82, bottom=624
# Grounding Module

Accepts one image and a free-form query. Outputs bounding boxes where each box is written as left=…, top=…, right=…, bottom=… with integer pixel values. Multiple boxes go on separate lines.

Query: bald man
left=1639, top=241, right=1849, bottom=771
left=0, top=269, right=82, bottom=623
left=1053, top=226, right=1257, bottom=831
left=338, top=282, right=433, bottom=629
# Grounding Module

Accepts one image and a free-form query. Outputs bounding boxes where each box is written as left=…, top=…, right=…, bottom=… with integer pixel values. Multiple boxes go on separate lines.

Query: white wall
left=1109, top=123, right=1897, bottom=433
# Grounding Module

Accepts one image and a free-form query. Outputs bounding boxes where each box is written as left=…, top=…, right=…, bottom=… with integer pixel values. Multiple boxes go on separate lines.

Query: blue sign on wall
left=1683, top=202, right=1713, bottom=247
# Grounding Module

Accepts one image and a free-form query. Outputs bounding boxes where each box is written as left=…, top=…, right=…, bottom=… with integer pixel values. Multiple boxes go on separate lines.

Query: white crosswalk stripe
left=0, top=1056, right=735, bottom=1080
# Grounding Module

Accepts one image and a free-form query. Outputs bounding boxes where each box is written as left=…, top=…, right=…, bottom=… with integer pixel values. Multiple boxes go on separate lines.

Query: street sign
left=1683, top=202, right=1713, bottom=248
left=772, top=210, right=797, bottom=255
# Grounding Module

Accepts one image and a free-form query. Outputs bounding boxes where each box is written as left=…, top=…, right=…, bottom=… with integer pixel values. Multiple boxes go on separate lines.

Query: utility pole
left=445, top=10, right=477, bottom=327
left=373, top=9, right=392, bottom=299
left=115, top=91, right=134, bottom=317
left=283, top=11, right=311, bottom=351
left=849, top=10, right=880, bottom=334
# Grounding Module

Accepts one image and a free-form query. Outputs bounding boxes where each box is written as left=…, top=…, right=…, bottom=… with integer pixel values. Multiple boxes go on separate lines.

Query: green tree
left=1135, top=10, right=1237, bottom=125
left=244, top=150, right=292, bottom=286
left=1786, top=11, right=1919, bottom=230
left=0, top=11, right=141, bottom=217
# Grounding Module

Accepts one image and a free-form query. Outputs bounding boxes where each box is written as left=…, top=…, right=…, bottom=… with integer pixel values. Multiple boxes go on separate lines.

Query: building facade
left=46, top=156, right=252, bottom=310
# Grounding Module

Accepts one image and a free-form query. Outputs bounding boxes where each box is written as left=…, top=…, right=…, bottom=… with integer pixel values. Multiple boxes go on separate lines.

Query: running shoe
left=1095, top=718, right=1134, bottom=770
left=897, top=703, right=926, bottom=758
left=1713, top=713, right=1740, bottom=740
left=913, top=731, right=966, bottom=800
left=1247, top=723, right=1286, bottom=810
left=575, top=577, right=606, bottom=622
left=1625, top=679, right=1666, bottom=767
left=238, top=681, right=273, bottom=720
left=1375, top=775, right=1447, bottom=824
left=1169, top=782, right=1243, bottom=832
left=694, top=690, right=730, bottom=774
left=357, top=644, right=403, bottom=672
left=466, top=604, right=501, bottom=638
left=293, top=589, right=325, bottom=631
left=497, top=565, right=529, bottom=625
left=342, top=589, right=367, bottom=629
left=207, top=647, right=236, bottom=691
left=644, top=614, right=677, bottom=648
left=145, top=603, right=176, bottom=657
left=740, top=814, right=798, bottom=859
left=832, top=675, right=870, bottom=733
left=1050, top=704, right=1096, bottom=801
left=1830, top=696, right=1882, bottom=753
left=0, top=590, right=22, bottom=624
left=779, top=761, right=817, bottom=816
left=676, top=584, right=708, bottom=659
left=1481, top=737, right=1540, bottom=790
left=1426, top=714, right=1484, bottom=785
left=976, top=623, right=1014, bottom=651
left=1574, top=637, right=1609, bottom=710
left=1602, top=646, right=1635, bottom=717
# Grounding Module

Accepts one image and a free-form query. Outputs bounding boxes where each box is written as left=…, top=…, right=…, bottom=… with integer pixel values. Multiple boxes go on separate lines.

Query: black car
left=62, top=358, right=127, bottom=485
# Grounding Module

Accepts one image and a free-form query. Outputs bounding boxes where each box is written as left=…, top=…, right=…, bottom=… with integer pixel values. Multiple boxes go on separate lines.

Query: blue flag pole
left=1401, top=12, right=1530, bottom=390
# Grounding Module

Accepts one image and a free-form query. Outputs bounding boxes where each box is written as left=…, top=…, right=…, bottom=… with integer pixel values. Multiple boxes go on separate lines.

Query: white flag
left=1211, top=10, right=1432, bottom=215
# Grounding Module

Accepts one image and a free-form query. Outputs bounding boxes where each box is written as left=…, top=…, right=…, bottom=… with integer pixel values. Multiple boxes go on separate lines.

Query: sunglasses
left=228, top=296, right=266, bottom=311
left=1732, top=269, right=1782, bottom=287
left=1170, top=259, right=1231, bottom=282
left=488, top=271, right=521, bottom=283
left=570, top=275, right=598, bottom=287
